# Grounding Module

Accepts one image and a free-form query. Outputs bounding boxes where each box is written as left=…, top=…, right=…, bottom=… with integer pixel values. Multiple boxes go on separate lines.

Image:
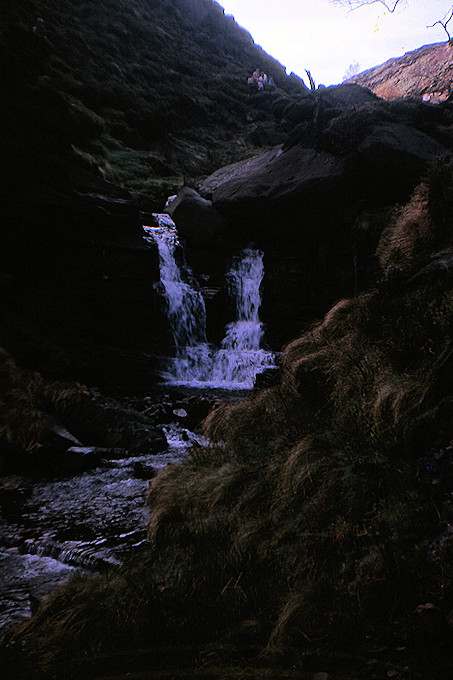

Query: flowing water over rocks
left=0, top=420, right=203, bottom=642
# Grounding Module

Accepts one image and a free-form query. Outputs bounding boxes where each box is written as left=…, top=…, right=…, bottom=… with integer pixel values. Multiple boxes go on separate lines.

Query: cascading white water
left=144, top=215, right=274, bottom=389
left=207, top=249, right=275, bottom=386
left=144, top=214, right=207, bottom=348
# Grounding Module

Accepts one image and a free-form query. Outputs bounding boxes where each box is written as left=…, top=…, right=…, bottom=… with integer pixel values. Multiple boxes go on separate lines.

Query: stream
left=0, top=421, right=203, bottom=641
left=1, top=212, right=275, bottom=642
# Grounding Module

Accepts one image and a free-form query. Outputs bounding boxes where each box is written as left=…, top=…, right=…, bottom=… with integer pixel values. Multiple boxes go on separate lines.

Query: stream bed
left=0, top=422, right=199, bottom=642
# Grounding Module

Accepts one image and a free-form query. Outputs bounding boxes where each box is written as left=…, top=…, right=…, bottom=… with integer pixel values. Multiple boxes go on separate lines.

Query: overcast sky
left=218, top=0, right=453, bottom=86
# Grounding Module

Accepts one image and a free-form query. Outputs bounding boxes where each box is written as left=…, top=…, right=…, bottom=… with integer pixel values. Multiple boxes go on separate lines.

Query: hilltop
left=347, top=41, right=453, bottom=103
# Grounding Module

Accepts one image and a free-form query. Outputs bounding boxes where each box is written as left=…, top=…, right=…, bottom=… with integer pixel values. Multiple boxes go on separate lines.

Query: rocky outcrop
left=347, top=42, right=453, bottom=103
left=191, top=86, right=453, bottom=346
left=165, top=187, right=230, bottom=276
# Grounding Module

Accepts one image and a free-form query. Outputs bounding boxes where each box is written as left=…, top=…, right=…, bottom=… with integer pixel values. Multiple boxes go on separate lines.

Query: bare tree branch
left=305, top=69, right=316, bottom=91
left=427, top=8, right=453, bottom=44
left=329, top=0, right=405, bottom=13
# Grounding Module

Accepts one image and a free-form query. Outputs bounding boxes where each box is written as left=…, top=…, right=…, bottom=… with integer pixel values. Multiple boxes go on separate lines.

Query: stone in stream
left=132, top=461, right=157, bottom=480
left=64, top=389, right=168, bottom=454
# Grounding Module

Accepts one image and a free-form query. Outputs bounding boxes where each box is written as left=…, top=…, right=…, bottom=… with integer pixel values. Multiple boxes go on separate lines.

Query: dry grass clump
left=377, top=182, right=435, bottom=271
left=377, top=159, right=453, bottom=275
left=0, top=348, right=89, bottom=469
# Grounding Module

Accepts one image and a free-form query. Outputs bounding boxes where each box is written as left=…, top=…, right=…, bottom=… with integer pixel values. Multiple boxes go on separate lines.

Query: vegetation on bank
left=10, top=162, right=453, bottom=679
left=2, top=3, right=453, bottom=677
left=0, top=349, right=89, bottom=473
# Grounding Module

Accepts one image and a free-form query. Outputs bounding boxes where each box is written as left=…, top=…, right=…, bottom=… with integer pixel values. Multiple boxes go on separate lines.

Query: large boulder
left=165, top=186, right=230, bottom=276
left=196, top=99, right=452, bottom=347
left=165, top=187, right=228, bottom=250
left=208, top=145, right=348, bottom=207
left=357, top=122, right=449, bottom=188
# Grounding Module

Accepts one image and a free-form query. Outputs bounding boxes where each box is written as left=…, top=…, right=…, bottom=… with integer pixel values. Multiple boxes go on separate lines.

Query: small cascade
left=208, top=249, right=275, bottom=386
left=144, top=214, right=207, bottom=348
left=145, top=215, right=274, bottom=389
left=19, top=538, right=122, bottom=572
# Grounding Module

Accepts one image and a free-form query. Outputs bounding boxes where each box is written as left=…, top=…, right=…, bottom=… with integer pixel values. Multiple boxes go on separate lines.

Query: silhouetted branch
left=305, top=69, right=316, bottom=91
left=330, top=0, right=405, bottom=13
left=428, top=8, right=453, bottom=44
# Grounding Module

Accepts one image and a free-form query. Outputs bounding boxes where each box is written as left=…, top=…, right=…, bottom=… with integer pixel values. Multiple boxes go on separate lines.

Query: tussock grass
left=0, top=348, right=89, bottom=469
left=377, top=182, right=435, bottom=271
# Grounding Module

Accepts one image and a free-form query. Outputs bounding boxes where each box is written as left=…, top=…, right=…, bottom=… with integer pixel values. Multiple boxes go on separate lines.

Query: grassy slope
left=0, top=0, right=305, bottom=199
left=12, top=163, right=453, bottom=679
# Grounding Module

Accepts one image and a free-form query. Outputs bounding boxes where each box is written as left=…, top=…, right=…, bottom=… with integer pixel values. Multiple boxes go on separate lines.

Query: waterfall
left=143, top=214, right=207, bottom=348
left=207, top=249, right=275, bottom=386
left=144, top=215, right=274, bottom=389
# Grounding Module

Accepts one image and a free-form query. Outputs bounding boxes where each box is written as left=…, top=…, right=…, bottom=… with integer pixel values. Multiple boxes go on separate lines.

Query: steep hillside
left=0, top=0, right=307, bottom=389
left=347, top=41, right=453, bottom=103
left=0, top=0, right=306, bottom=200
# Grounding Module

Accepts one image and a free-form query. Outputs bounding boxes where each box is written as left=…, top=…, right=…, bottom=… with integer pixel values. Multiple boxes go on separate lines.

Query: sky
left=218, top=0, right=453, bottom=86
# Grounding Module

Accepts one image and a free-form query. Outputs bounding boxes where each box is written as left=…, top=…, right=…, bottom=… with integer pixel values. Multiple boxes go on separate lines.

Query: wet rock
left=65, top=389, right=167, bottom=454
left=61, top=447, right=105, bottom=473
left=165, top=186, right=230, bottom=276
left=175, top=395, right=213, bottom=429
left=100, top=447, right=130, bottom=460
left=172, top=407, right=188, bottom=420
left=132, top=461, right=157, bottom=480
left=165, top=187, right=228, bottom=250
left=26, top=444, right=105, bottom=475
